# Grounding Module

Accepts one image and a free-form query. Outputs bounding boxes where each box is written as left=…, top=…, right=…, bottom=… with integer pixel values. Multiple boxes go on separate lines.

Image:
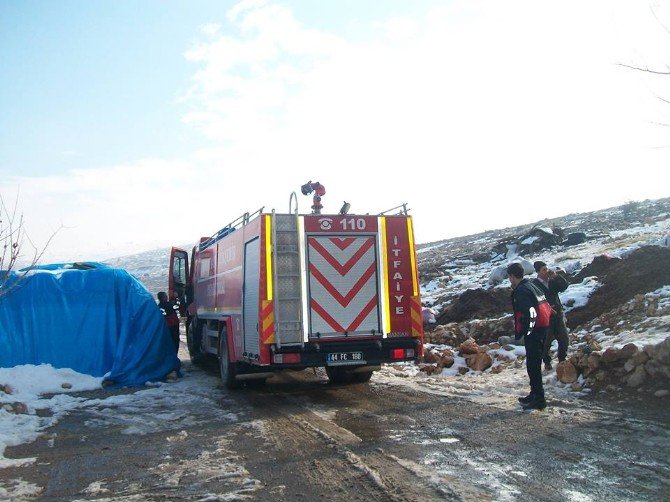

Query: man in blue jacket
left=507, top=262, right=552, bottom=410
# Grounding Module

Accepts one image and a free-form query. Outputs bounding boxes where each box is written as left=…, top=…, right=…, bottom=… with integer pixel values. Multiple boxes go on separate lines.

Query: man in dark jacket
left=158, top=291, right=180, bottom=355
left=532, top=261, right=570, bottom=370
left=507, top=262, right=552, bottom=410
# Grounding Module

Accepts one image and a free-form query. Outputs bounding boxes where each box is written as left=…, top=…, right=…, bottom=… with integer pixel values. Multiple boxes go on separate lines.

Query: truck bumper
left=268, top=337, right=421, bottom=370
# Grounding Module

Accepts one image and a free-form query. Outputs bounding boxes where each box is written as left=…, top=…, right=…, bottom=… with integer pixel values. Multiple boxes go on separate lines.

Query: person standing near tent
left=158, top=291, right=180, bottom=355
left=507, top=262, right=552, bottom=410
left=532, top=261, right=570, bottom=371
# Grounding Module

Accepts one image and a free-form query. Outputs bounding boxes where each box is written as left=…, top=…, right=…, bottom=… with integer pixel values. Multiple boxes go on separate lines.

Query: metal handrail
left=289, top=191, right=298, bottom=214
left=199, top=206, right=265, bottom=250
left=378, top=203, right=409, bottom=216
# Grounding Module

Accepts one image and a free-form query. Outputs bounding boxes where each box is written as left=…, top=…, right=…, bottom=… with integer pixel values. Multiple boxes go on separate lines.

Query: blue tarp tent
left=0, top=263, right=180, bottom=387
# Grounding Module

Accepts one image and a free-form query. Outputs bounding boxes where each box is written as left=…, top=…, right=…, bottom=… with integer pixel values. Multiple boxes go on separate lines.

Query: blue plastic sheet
left=0, top=264, right=180, bottom=387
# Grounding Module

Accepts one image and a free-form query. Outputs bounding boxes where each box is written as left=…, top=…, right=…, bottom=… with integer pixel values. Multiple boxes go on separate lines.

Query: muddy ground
left=2, top=356, right=669, bottom=502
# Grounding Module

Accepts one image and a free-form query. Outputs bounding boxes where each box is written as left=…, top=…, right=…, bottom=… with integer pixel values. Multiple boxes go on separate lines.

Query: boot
left=518, top=393, right=534, bottom=404
left=522, top=396, right=547, bottom=410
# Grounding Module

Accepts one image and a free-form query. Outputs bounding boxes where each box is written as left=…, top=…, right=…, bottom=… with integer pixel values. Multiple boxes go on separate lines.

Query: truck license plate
left=326, top=352, right=364, bottom=365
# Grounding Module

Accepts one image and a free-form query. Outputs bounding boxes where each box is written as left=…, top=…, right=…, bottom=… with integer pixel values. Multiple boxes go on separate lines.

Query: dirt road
left=2, top=359, right=669, bottom=501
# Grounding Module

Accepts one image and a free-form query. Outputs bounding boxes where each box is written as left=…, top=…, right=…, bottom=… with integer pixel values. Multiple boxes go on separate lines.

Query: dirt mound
left=436, top=287, right=510, bottom=324
left=566, top=246, right=670, bottom=329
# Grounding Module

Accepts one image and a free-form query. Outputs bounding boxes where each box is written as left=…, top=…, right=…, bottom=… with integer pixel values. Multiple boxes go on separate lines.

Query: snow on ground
left=0, top=365, right=103, bottom=468
left=0, top=357, right=259, bottom=499
left=0, top=359, right=238, bottom=467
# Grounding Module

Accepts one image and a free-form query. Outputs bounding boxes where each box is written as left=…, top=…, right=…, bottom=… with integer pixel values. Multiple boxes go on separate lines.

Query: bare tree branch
left=650, top=4, right=670, bottom=36
left=616, top=62, right=670, bottom=75
left=0, top=193, right=59, bottom=301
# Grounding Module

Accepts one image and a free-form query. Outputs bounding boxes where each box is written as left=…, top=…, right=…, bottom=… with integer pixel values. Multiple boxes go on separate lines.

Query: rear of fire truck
left=169, top=195, right=423, bottom=388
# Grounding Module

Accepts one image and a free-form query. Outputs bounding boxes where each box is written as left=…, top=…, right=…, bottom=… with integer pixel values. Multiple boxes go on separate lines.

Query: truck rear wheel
left=219, top=328, right=240, bottom=389
left=187, top=319, right=206, bottom=365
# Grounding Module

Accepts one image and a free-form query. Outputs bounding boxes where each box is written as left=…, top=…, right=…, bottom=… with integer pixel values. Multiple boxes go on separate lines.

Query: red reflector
left=390, top=348, right=405, bottom=360
left=273, top=353, right=301, bottom=364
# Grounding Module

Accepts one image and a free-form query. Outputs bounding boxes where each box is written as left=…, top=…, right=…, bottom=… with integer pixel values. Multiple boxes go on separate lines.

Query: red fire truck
left=169, top=202, right=423, bottom=388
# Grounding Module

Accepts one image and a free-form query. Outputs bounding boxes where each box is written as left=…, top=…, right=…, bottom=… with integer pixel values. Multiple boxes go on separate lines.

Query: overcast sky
left=1, top=0, right=668, bottom=264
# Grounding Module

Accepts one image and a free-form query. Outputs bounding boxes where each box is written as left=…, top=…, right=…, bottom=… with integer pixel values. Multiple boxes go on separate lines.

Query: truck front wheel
left=219, top=328, right=240, bottom=389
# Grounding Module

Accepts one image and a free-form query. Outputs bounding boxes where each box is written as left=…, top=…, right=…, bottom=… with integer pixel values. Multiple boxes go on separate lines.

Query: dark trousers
left=525, top=329, right=547, bottom=399
left=542, top=313, right=569, bottom=363
left=169, top=325, right=180, bottom=355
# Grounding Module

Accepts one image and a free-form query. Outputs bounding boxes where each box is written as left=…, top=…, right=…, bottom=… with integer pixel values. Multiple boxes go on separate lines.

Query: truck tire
left=219, top=329, right=240, bottom=389
left=187, top=319, right=206, bottom=365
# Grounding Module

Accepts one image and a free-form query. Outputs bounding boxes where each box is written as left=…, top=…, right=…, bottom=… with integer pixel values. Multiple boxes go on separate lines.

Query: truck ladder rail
left=199, top=207, right=265, bottom=251
left=377, top=203, right=410, bottom=216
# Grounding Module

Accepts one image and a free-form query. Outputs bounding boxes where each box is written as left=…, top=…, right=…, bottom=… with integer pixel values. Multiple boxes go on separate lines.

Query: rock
left=626, top=366, right=647, bottom=388
left=437, top=350, right=455, bottom=368
left=644, top=344, right=657, bottom=359
left=61, top=382, right=73, bottom=389
left=623, top=359, right=636, bottom=373
left=631, top=351, right=649, bottom=366
left=655, top=338, right=670, bottom=365
left=556, top=361, right=578, bottom=384
left=595, top=370, right=607, bottom=381
left=496, top=352, right=516, bottom=362
left=571, top=382, right=583, bottom=392
left=587, top=339, right=602, bottom=352
left=587, top=353, right=601, bottom=370
left=502, top=344, right=516, bottom=351
left=600, top=347, right=621, bottom=364
left=458, top=366, right=470, bottom=375
left=491, top=365, right=504, bottom=374
left=2, top=402, right=28, bottom=414
left=488, top=265, right=509, bottom=286
left=423, top=349, right=439, bottom=364
left=619, top=343, right=638, bottom=359
left=166, top=371, right=178, bottom=382
left=489, top=342, right=501, bottom=350
left=459, top=338, right=480, bottom=356
left=13, top=402, right=28, bottom=414
left=418, top=364, right=442, bottom=376
left=654, top=389, right=669, bottom=398
left=1, top=384, right=13, bottom=395
left=466, top=353, right=493, bottom=372
left=644, top=360, right=670, bottom=379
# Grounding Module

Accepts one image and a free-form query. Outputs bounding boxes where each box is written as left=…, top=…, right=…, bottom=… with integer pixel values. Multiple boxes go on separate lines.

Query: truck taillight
left=390, top=348, right=415, bottom=360
left=273, top=353, right=301, bottom=364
